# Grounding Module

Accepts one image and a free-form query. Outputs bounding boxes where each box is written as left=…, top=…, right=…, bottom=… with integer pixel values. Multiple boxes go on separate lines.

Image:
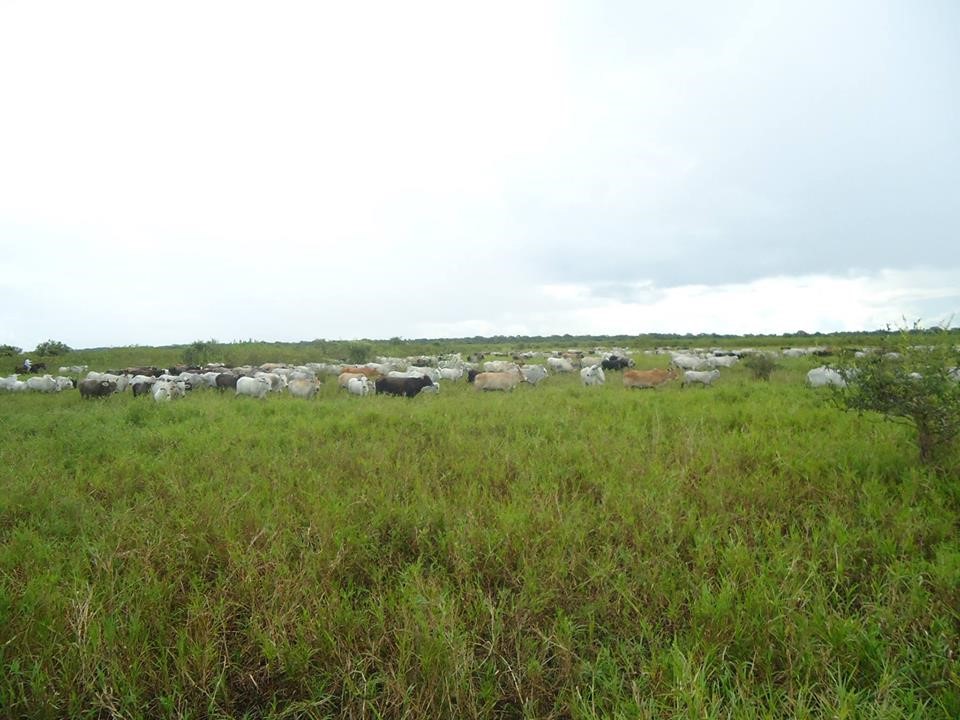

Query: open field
left=1, top=355, right=958, bottom=718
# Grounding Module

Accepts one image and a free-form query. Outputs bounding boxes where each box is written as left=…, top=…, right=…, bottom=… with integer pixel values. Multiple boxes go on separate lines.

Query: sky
left=1, top=0, right=958, bottom=350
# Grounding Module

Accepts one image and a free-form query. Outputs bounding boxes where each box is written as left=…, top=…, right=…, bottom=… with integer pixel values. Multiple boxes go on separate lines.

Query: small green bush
left=183, top=339, right=221, bottom=366
left=743, top=352, right=778, bottom=380
left=345, top=342, right=372, bottom=364
left=0, top=344, right=22, bottom=357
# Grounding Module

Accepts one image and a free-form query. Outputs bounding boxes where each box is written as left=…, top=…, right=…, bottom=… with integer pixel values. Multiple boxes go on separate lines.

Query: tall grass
left=1, top=361, right=957, bottom=718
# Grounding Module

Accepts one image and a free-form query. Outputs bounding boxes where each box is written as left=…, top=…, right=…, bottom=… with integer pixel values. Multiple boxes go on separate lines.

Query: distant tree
left=0, top=344, right=22, bottom=357
left=832, top=323, right=960, bottom=466
left=743, top=353, right=779, bottom=381
left=35, top=339, right=72, bottom=356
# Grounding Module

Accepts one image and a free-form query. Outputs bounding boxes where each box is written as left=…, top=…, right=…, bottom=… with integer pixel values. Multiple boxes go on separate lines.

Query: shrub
left=743, top=352, right=778, bottom=380
left=35, top=339, right=72, bottom=356
left=833, top=327, right=960, bottom=465
left=183, top=339, right=221, bottom=366
left=0, top=344, right=22, bottom=357
left=345, top=342, right=372, bottom=364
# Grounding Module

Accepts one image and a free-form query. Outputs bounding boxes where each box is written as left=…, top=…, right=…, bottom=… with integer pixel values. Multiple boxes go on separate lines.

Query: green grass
left=1, top=360, right=958, bottom=718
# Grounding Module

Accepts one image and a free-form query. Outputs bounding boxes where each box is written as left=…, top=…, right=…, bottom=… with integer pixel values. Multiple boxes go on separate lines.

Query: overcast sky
left=1, top=1, right=958, bottom=350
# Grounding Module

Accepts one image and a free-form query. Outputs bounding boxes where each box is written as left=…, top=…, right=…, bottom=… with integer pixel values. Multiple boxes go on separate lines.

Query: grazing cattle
left=546, top=357, right=575, bottom=373
left=682, top=369, right=721, bottom=387
left=474, top=370, right=522, bottom=391
left=466, top=369, right=481, bottom=383
left=806, top=366, right=846, bottom=389
left=338, top=372, right=368, bottom=389
left=132, top=381, right=153, bottom=397
left=79, top=378, right=117, bottom=398
left=520, top=365, right=548, bottom=385
left=288, top=378, right=319, bottom=399
left=59, top=365, right=89, bottom=375
left=254, top=372, right=286, bottom=392
left=601, top=356, right=632, bottom=371
left=1, top=375, right=27, bottom=392
left=215, top=373, right=238, bottom=391
left=26, top=375, right=58, bottom=392
left=439, top=367, right=463, bottom=381
left=236, top=376, right=271, bottom=399
left=580, top=364, right=606, bottom=386
left=705, top=355, right=739, bottom=368
left=623, top=368, right=678, bottom=389
left=153, top=380, right=185, bottom=402
left=340, top=366, right=382, bottom=379
left=670, top=354, right=709, bottom=371
left=374, top=375, right=435, bottom=397
left=54, top=376, right=76, bottom=391
left=346, top=376, right=372, bottom=396
left=483, top=360, right=520, bottom=374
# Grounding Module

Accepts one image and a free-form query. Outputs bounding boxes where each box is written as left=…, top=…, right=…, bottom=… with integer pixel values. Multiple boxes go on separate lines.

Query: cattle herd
left=3, top=345, right=955, bottom=400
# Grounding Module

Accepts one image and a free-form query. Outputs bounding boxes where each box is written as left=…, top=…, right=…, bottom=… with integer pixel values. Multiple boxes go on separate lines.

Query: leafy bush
left=35, top=339, right=72, bottom=356
left=743, top=352, right=779, bottom=380
left=0, top=344, right=22, bottom=357
left=345, top=342, right=372, bottom=364
left=183, top=339, right=221, bottom=366
left=833, top=329, right=960, bottom=465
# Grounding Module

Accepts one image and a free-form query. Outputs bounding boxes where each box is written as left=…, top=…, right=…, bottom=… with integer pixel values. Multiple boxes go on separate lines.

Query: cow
left=439, top=367, right=463, bottom=381
left=670, top=354, right=709, bottom=371
left=346, top=376, right=372, bottom=396
left=623, top=368, right=678, bottom=389
left=520, top=365, right=548, bottom=385
left=374, top=375, right=435, bottom=397
left=467, top=369, right=481, bottom=383
left=215, top=373, right=239, bottom=392
left=236, top=376, right=271, bottom=399
left=483, top=360, right=520, bottom=374
left=153, top=380, right=185, bottom=402
left=254, top=372, right=286, bottom=392
left=580, top=364, right=605, bottom=386
left=288, top=378, right=319, bottom=399
left=546, top=357, right=574, bottom=373
left=474, top=370, right=522, bottom=391
left=132, top=381, right=153, bottom=397
left=806, top=366, right=846, bottom=389
left=338, top=372, right=369, bottom=389
left=340, top=366, right=382, bottom=379
left=26, top=375, right=58, bottom=392
left=601, top=356, right=632, bottom=371
left=79, top=378, right=117, bottom=398
left=682, top=369, right=720, bottom=387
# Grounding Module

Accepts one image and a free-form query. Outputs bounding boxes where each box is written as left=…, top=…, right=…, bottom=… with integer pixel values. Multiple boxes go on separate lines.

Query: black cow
left=79, top=379, right=117, bottom=399
left=601, top=356, right=632, bottom=371
left=467, top=369, right=480, bottom=383
left=215, top=373, right=239, bottom=391
left=375, top=375, right=434, bottom=397
left=132, top=382, right=153, bottom=397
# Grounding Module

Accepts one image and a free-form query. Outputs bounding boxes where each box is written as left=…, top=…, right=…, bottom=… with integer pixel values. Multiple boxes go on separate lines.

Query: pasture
left=1, top=357, right=958, bottom=718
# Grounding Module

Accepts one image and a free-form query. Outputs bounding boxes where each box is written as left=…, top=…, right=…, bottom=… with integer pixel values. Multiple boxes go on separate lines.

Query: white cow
left=682, top=369, right=721, bottom=387
left=474, top=370, right=522, bottom=391
left=439, top=367, right=463, bottom=381
left=705, top=355, right=739, bottom=368
left=26, top=375, right=58, bottom=392
left=153, top=380, right=185, bottom=402
left=54, top=376, right=75, bottom=391
left=288, top=378, right=319, bottom=399
left=346, top=376, right=372, bottom=396
left=546, top=357, right=574, bottom=373
left=402, top=366, right=441, bottom=382
left=237, top=376, right=271, bottom=399
left=520, top=365, right=548, bottom=385
left=254, top=372, right=286, bottom=392
left=807, top=366, right=846, bottom=388
left=580, top=365, right=605, bottom=386
left=671, top=354, right=709, bottom=371
left=483, top=360, right=520, bottom=373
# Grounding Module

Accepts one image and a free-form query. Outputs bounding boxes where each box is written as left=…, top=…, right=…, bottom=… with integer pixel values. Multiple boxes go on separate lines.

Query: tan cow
left=340, top=366, right=382, bottom=379
left=474, top=369, right=522, bottom=391
left=623, top=368, right=678, bottom=389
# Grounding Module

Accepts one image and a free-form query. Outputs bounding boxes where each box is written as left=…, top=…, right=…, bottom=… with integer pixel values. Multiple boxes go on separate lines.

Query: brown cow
left=340, top=366, right=382, bottom=379
left=623, top=368, right=678, bottom=389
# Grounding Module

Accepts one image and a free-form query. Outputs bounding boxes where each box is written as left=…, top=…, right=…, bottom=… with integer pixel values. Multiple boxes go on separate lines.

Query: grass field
left=1, top=357, right=958, bottom=718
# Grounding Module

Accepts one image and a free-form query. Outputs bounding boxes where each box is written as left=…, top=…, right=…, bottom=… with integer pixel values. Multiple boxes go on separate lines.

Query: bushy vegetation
left=0, top=344, right=22, bottom=357
left=743, top=352, right=779, bottom=380
left=34, top=339, right=72, bottom=356
left=182, top=339, right=222, bottom=367
left=1, top=359, right=958, bottom=717
left=833, top=333, right=960, bottom=465
left=345, top=341, right=373, bottom=364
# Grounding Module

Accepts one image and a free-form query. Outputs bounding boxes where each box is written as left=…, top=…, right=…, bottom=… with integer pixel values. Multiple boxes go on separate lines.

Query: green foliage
left=182, top=338, right=221, bottom=366
left=345, top=341, right=372, bottom=364
left=34, top=339, right=72, bottom=356
left=743, top=352, right=779, bottom=380
left=833, top=328, right=960, bottom=465
left=1, top=363, right=958, bottom=717
left=0, top=344, right=22, bottom=356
